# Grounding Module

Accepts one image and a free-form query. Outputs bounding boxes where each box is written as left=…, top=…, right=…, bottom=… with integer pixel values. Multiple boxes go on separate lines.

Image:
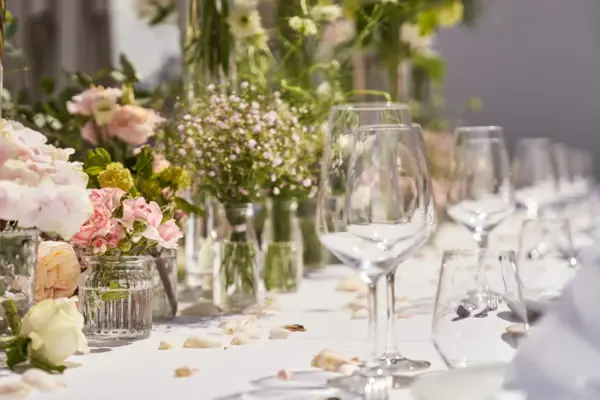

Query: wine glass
left=432, top=250, right=528, bottom=369
left=512, top=138, right=558, bottom=218
left=379, top=123, right=436, bottom=373
left=317, top=123, right=431, bottom=384
left=446, top=126, right=515, bottom=250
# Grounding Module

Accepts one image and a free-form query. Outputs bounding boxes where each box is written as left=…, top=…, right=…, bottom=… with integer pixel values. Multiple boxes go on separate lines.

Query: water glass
left=432, top=250, right=528, bottom=369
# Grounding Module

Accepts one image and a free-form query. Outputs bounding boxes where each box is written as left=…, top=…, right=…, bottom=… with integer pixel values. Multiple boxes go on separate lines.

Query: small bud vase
left=211, top=203, right=259, bottom=313
left=148, top=248, right=178, bottom=321
left=297, top=199, right=326, bottom=273
left=79, top=256, right=152, bottom=340
left=261, top=199, right=303, bottom=293
left=0, top=229, right=38, bottom=336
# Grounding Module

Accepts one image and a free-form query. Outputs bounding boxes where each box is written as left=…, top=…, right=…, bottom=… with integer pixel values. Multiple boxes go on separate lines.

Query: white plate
left=411, top=363, right=507, bottom=400
left=217, top=388, right=361, bottom=400
left=251, top=370, right=340, bottom=389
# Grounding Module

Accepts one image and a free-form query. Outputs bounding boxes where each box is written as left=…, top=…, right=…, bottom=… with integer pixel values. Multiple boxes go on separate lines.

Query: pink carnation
left=157, top=219, right=183, bottom=249
left=91, top=237, right=109, bottom=254
left=107, top=105, right=164, bottom=145
left=89, top=188, right=125, bottom=212
left=67, top=87, right=122, bottom=116
left=121, top=197, right=163, bottom=230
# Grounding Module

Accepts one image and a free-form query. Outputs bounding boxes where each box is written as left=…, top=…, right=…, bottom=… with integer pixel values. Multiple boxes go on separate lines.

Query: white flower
left=0, top=159, right=41, bottom=186
left=289, top=17, right=318, bottom=36
left=40, top=145, right=75, bottom=162
left=49, top=161, right=89, bottom=187
left=0, top=180, right=25, bottom=222
left=20, top=298, right=88, bottom=366
left=18, top=181, right=93, bottom=239
left=310, top=5, right=342, bottom=22
left=316, top=82, right=332, bottom=98
left=227, top=0, right=265, bottom=39
left=401, top=23, right=435, bottom=55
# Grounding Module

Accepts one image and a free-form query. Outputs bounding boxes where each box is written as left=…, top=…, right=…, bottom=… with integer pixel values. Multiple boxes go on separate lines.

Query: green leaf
left=132, top=147, right=153, bottom=179
left=119, top=54, right=141, bottom=83
left=86, top=148, right=112, bottom=169
left=28, top=350, right=67, bottom=374
left=148, top=3, right=176, bottom=26
left=72, top=72, right=94, bottom=88
left=5, top=337, right=30, bottom=370
left=5, top=15, right=17, bottom=38
left=85, top=166, right=104, bottom=176
left=174, top=197, right=204, bottom=217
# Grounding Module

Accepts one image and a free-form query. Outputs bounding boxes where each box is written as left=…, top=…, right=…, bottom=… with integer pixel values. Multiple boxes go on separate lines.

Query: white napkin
left=504, top=262, right=600, bottom=399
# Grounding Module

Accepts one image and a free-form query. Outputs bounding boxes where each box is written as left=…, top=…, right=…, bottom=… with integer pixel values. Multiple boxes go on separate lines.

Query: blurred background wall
left=437, top=0, right=600, bottom=175
left=5, top=0, right=600, bottom=173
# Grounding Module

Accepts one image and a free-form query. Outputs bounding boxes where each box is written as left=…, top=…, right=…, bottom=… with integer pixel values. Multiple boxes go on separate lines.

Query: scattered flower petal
left=338, top=364, right=360, bottom=376
left=0, top=381, right=31, bottom=398
left=351, top=309, right=368, bottom=320
left=281, top=324, right=306, bottom=332
left=311, top=349, right=358, bottom=372
left=21, top=369, right=66, bottom=393
left=276, top=370, right=293, bottom=381
left=183, top=336, right=222, bottom=349
left=335, top=276, right=367, bottom=293
left=174, top=366, right=198, bottom=378
left=269, top=327, right=290, bottom=340
left=231, top=334, right=252, bottom=346
left=218, top=316, right=257, bottom=334
left=158, top=340, right=174, bottom=350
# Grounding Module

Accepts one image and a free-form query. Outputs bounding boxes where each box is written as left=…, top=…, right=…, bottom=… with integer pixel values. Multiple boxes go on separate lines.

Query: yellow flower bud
left=436, top=1, right=464, bottom=27
left=98, top=162, right=134, bottom=192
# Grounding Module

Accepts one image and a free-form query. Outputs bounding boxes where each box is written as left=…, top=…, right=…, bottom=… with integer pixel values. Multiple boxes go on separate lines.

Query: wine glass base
left=328, top=373, right=390, bottom=396
left=379, top=354, right=431, bottom=372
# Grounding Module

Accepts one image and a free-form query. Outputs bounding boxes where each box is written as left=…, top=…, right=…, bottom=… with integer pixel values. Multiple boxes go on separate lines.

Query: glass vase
left=79, top=256, right=152, bottom=340
left=211, top=203, right=259, bottom=313
left=262, top=199, right=303, bottom=293
left=148, top=248, right=178, bottom=321
left=183, top=191, right=213, bottom=300
left=0, top=229, right=38, bottom=336
left=297, top=199, right=326, bottom=274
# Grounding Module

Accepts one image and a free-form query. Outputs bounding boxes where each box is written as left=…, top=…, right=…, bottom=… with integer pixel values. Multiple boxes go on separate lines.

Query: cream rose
left=35, top=241, right=81, bottom=303
left=20, top=298, right=88, bottom=365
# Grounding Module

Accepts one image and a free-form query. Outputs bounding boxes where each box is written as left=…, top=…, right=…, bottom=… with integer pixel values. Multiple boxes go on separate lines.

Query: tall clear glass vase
left=0, top=229, right=38, bottom=336
left=148, top=248, right=178, bottom=321
left=211, top=203, right=259, bottom=313
left=262, top=199, right=303, bottom=293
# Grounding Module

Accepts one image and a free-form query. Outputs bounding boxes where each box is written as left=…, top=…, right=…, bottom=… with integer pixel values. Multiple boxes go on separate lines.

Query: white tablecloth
left=0, top=220, right=540, bottom=399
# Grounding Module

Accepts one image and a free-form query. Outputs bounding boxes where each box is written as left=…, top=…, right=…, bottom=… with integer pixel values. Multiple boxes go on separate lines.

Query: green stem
left=2, top=299, right=21, bottom=335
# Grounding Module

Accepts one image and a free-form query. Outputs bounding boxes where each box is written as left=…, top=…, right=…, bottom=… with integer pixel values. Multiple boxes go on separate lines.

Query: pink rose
left=121, top=197, right=163, bottom=230
left=157, top=219, right=183, bottom=249
left=107, top=105, right=164, bottom=145
left=67, top=87, right=122, bottom=117
left=91, top=237, right=109, bottom=254
left=80, top=121, right=99, bottom=145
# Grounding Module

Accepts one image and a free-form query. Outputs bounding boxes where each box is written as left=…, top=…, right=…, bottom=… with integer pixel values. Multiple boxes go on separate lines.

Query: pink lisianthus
left=91, top=237, right=109, bottom=254
left=67, top=87, right=122, bottom=117
left=121, top=197, right=163, bottom=231
left=80, top=121, right=99, bottom=146
left=157, top=219, right=183, bottom=249
left=107, top=105, right=164, bottom=145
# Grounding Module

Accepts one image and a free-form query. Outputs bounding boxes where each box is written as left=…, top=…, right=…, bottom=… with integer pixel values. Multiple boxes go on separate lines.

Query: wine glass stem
left=474, top=230, right=489, bottom=295
left=367, top=282, right=379, bottom=361
left=383, top=271, right=399, bottom=356
left=473, top=230, right=489, bottom=249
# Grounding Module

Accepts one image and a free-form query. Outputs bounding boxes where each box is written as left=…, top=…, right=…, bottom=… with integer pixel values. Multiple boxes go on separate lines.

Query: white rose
left=20, top=298, right=88, bottom=365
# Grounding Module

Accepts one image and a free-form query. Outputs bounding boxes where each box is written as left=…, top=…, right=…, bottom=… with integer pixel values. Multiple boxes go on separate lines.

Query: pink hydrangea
left=107, top=105, right=164, bottom=145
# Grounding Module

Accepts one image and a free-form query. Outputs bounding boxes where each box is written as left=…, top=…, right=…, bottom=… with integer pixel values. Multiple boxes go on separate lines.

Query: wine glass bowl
left=446, top=126, right=515, bottom=247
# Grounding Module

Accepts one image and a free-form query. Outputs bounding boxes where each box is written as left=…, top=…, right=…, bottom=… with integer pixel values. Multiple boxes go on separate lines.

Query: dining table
left=0, top=215, right=582, bottom=400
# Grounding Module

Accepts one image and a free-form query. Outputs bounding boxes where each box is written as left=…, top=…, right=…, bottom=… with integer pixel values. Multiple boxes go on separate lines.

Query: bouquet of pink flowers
left=0, top=119, right=92, bottom=238
left=71, top=188, right=183, bottom=255
left=67, top=85, right=163, bottom=149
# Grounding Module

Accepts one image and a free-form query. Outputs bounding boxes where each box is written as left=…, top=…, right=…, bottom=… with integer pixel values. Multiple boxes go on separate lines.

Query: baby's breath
left=172, top=83, right=318, bottom=204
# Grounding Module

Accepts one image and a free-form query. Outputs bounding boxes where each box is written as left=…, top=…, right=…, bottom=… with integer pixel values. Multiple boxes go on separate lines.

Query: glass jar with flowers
left=78, top=147, right=190, bottom=320
left=73, top=188, right=183, bottom=339
left=0, top=119, right=92, bottom=336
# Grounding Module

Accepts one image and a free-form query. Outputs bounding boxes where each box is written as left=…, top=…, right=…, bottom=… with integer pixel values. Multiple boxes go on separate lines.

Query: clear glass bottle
left=0, top=229, right=38, bottom=336
left=212, top=203, right=259, bottom=313
left=79, top=256, right=152, bottom=340
left=148, top=248, right=178, bottom=321
left=262, top=199, right=303, bottom=293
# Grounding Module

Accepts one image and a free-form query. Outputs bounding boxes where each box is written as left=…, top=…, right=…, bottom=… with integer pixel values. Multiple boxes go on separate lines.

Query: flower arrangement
left=0, top=298, right=87, bottom=373
left=67, top=85, right=163, bottom=155
left=0, top=119, right=92, bottom=238
left=71, top=188, right=182, bottom=256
